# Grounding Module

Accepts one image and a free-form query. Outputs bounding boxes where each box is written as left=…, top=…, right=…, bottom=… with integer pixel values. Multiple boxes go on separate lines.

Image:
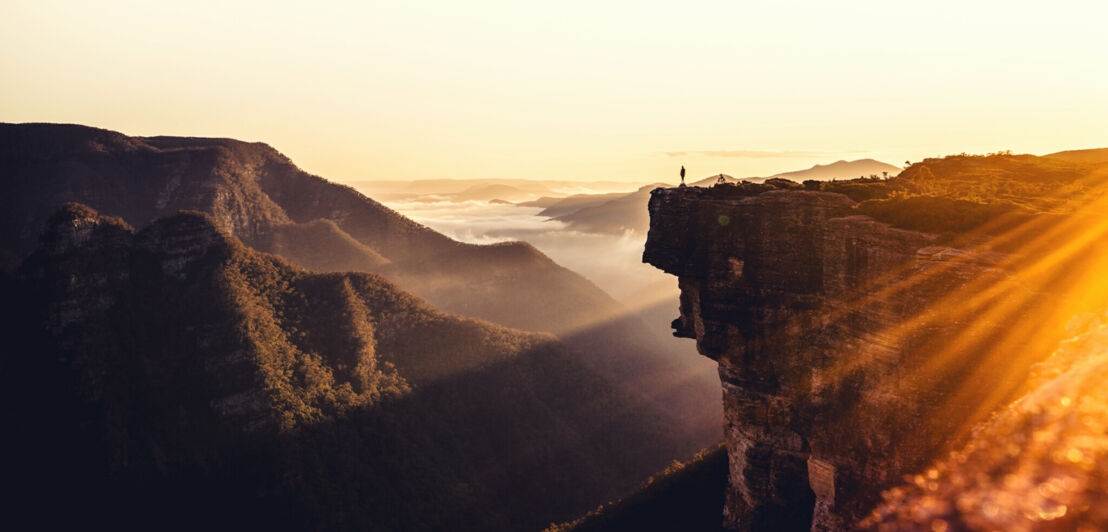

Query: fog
left=376, top=187, right=722, bottom=445
left=381, top=199, right=676, bottom=305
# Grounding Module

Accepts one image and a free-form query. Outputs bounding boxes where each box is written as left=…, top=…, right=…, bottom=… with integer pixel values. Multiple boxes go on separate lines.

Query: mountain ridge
left=4, top=202, right=688, bottom=529
left=0, top=122, right=724, bottom=518
left=0, top=124, right=723, bottom=432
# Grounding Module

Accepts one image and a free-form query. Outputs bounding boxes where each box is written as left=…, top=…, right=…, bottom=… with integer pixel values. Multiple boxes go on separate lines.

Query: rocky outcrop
left=643, top=187, right=1080, bottom=531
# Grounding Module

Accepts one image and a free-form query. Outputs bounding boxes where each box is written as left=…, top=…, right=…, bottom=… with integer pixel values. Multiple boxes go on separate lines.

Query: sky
left=3, top=0, right=1107, bottom=183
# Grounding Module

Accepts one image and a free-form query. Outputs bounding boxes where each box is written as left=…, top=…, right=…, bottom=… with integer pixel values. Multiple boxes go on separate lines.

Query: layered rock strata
left=643, top=187, right=1045, bottom=531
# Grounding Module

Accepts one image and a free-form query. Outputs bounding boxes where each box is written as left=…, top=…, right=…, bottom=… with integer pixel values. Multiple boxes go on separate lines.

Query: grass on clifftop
left=703, top=151, right=1108, bottom=238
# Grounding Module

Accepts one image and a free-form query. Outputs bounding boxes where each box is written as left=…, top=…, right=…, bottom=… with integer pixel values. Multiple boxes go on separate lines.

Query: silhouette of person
left=717, top=173, right=726, bottom=185
left=680, top=165, right=686, bottom=187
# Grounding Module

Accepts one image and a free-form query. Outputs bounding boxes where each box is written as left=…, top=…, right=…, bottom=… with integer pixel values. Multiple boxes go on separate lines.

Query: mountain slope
left=2, top=204, right=683, bottom=530
left=551, top=184, right=665, bottom=235
left=524, top=191, right=630, bottom=217
left=0, top=122, right=723, bottom=451
left=0, top=123, right=666, bottom=337
left=1044, top=147, right=1108, bottom=165
left=551, top=445, right=730, bottom=532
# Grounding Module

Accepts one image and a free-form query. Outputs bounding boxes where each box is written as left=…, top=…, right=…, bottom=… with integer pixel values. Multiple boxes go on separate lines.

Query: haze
left=3, top=1, right=1106, bottom=184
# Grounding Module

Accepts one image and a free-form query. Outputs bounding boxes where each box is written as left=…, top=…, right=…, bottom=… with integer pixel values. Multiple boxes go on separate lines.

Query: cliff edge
left=643, top=184, right=1108, bottom=531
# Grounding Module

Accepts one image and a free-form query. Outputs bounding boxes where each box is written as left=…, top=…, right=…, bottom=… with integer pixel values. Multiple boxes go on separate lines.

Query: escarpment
left=643, top=185, right=1108, bottom=531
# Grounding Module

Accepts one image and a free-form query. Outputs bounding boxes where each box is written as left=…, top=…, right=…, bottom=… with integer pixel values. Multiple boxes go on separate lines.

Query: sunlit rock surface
left=643, top=186, right=1107, bottom=531
left=861, top=313, right=1108, bottom=532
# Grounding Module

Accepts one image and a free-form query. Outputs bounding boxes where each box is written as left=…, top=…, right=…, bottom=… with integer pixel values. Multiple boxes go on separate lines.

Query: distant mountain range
left=1041, top=147, right=1108, bottom=165
left=0, top=123, right=720, bottom=528
left=546, top=160, right=901, bottom=236
left=527, top=152, right=1103, bottom=237
left=689, top=159, right=901, bottom=187
left=549, top=184, right=666, bottom=235
left=762, top=158, right=902, bottom=181
left=520, top=191, right=632, bottom=217
left=354, top=178, right=638, bottom=202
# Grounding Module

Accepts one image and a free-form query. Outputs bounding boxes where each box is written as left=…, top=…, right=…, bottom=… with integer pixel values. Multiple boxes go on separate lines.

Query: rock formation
left=643, top=186, right=1104, bottom=531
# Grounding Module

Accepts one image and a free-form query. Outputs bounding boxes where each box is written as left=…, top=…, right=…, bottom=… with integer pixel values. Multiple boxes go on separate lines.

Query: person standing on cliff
left=680, top=165, right=686, bottom=187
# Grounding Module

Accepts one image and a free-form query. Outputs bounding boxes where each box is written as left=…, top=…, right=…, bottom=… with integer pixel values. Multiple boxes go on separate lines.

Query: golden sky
left=3, top=0, right=1106, bottom=183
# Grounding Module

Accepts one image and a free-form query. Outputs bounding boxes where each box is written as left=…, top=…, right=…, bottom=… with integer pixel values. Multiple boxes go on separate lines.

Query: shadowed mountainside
left=550, top=445, right=730, bottom=532
left=1, top=204, right=684, bottom=530
left=0, top=122, right=722, bottom=450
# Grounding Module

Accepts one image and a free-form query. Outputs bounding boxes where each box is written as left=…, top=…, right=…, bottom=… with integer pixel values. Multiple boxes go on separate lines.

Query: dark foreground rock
left=644, top=185, right=1108, bottom=531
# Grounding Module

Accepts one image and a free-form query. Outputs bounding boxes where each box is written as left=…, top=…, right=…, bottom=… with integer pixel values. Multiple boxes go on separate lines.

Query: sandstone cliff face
left=643, top=187, right=1052, bottom=531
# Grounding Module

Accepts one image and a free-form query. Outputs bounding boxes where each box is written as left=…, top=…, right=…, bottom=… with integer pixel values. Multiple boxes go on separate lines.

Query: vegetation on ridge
left=2, top=204, right=683, bottom=530
left=697, top=150, right=1108, bottom=240
left=0, top=122, right=724, bottom=459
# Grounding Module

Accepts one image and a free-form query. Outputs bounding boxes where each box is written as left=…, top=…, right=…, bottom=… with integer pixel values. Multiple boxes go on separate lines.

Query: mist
left=376, top=194, right=717, bottom=405
left=380, top=198, right=676, bottom=304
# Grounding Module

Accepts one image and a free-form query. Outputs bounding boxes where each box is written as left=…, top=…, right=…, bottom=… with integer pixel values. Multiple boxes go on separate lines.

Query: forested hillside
left=1, top=204, right=683, bottom=530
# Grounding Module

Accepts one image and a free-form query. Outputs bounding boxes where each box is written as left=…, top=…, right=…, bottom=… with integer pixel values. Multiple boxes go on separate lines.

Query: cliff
left=643, top=185, right=1108, bottom=531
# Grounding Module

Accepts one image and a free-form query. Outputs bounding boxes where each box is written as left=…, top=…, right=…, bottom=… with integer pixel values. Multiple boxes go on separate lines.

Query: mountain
left=393, top=183, right=537, bottom=203
left=550, top=445, right=730, bottom=532
left=450, top=183, right=533, bottom=202
left=353, top=178, right=636, bottom=201
left=893, top=151, right=1108, bottom=213
left=689, top=174, right=740, bottom=187
left=2, top=204, right=686, bottom=530
left=544, top=160, right=898, bottom=237
left=0, top=123, right=722, bottom=450
left=0, top=124, right=643, bottom=334
left=765, top=159, right=901, bottom=181
left=551, top=184, right=666, bottom=235
left=684, top=160, right=899, bottom=187
left=550, top=161, right=895, bottom=236
left=1043, top=147, right=1108, bottom=165
left=522, top=191, right=631, bottom=217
